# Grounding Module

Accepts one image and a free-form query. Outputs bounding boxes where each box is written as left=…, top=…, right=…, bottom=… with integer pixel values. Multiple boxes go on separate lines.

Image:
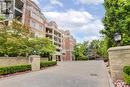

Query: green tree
left=0, top=15, right=5, bottom=21
left=28, top=38, right=56, bottom=60
left=0, top=20, right=56, bottom=58
left=0, top=20, right=30, bottom=57
left=87, top=40, right=100, bottom=60
left=102, top=0, right=130, bottom=47
left=97, top=37, right=109, bottom=59
left=73, top=41, right=88, bottom=61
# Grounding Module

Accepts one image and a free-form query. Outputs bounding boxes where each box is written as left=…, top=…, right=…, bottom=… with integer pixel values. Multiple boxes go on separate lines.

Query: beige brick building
left=0, top=0, right=46, bottom=37
left=23, top=0, right=46, bottom=38
left=0, top=0, right=76, bottom=61
left=45, top=21, right=63, bottom=61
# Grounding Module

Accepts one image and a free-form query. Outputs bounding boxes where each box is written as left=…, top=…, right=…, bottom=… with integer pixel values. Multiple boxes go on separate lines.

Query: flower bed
left=114, top=66, right=130, bottom=87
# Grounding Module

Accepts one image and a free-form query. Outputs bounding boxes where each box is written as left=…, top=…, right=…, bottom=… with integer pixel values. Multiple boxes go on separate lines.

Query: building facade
left=23, top=0, right=46, bottom=38
left=0, top=0, right=46, bottom=37
left=0, top=0, right=76, bottom=61
left=62, top=30, right=76, bottom=61
left=45, top=21, right=63, bottom=61
left=0, top=0, right=23, bottom=22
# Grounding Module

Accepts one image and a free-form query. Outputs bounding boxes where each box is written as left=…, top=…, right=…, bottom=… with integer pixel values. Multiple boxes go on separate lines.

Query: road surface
left=0, top=61, right=111, bottom=87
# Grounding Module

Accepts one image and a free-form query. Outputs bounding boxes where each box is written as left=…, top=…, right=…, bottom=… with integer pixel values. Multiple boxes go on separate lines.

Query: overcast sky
left=32, top=0, right=105, bottom=42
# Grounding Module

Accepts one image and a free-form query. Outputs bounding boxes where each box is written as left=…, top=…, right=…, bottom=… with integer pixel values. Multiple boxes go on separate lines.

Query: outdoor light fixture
left=114, top=32, right=121, bottom=46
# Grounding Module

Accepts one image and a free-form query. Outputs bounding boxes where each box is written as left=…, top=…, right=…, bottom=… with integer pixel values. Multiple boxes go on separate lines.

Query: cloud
left=44, top=10, right=104, bottom=42
left=50, top=0, right=63, bottom=7
left=74, top=0, right=104, bottom=5
left=41, top=0, right=63, bottom=11
left=76, top=36, right=99, bottom=43
left=42, top=5, right=54, bottom=11
left=31, top=0, right=40, bottom=5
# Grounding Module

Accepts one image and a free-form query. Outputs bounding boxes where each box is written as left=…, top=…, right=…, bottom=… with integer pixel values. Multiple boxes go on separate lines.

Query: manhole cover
left=90, top=74, right=98, bottom=77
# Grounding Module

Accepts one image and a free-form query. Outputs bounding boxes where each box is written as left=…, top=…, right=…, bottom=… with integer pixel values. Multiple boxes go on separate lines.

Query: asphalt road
left=0, top=61, right=111, bottom=87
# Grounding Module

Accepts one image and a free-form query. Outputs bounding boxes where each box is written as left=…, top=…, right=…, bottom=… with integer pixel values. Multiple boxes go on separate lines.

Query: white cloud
left=42, top=5, right=54, bottom=11
left=76, top=36, right=99, bottom=43
left=42, top=0, right=63, bottom=11
left=44, top=10, right=104, bottom=42
left=31, top=0, right=40, bottom=5
left=50, top=0, right=63, bottom=7
left=74, top=0, right=104, bottom=5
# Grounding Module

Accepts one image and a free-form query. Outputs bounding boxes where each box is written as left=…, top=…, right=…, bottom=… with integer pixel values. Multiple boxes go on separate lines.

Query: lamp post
left=114, top=32, right=121, bottom=46
left=33, top=48, right=38, bottom=55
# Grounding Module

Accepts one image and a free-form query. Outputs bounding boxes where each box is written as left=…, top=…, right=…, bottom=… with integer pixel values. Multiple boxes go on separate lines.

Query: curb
left=108, top=73, right=115, bottom=87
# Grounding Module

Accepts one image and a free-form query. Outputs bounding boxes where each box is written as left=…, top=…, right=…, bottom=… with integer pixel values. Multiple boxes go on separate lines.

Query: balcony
left=30, top=11, right=43, bottom=23
left=14, top=10, right=22, bottom=22
left=46, top=31, right=53, bottom=35
left=0, top=0, right=13, bottom=20
left=46, top=35, right=53, bottom=40
left=15, top=0, right=24, bottom=12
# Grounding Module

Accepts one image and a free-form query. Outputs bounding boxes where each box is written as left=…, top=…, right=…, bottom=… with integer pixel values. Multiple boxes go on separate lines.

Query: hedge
left=0, top=61, right=57, bottom=75
left=0, top=64, right=31, bottom=75
left=123, top=66, right=130, bottom=85
left=40, top=61, right=57, bottom=68
left=76, top=57, right=88, bottom=61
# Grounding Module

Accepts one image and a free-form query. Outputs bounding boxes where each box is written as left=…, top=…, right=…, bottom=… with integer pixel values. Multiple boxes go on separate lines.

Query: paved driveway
left=0, top=61, right=111, bottom=87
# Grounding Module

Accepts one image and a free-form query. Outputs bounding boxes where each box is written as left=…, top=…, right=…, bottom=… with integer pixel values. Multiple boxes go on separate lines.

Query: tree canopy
left=73, top=41, right=89, bottom=61
left=0, top=20, right=56, bottom=58
left=0, top=15, right=5, bottom=21
left=102, top=0, right=130, bottom=46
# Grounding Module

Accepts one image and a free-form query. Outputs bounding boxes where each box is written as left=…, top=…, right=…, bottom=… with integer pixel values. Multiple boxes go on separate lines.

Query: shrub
left=40, top=61, right=57, bottom=68
left=76, top=56, right=88, bottom=61
left=123, top=66, right=130, bottom=85
left=124, top=73, right=130, bottom=85
left=123, top=66, right=130, bottom=75
left=0, top=64, right=31, bottom=75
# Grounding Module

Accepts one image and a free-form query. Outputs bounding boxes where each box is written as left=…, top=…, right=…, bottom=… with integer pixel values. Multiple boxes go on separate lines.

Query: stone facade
left=108, top=46, right=130, bottom=81
left=29, top=55, right=40, bottom=71
left=0, top=57, right=29, bottom=66
left=0, top=57, right=48, bottom=67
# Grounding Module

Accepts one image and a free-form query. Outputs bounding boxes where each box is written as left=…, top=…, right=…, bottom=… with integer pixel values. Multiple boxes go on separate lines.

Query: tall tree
left=102, top=0, right=130, bottom=46
left=97, top=37, right=109, bottom=59
left=73, top=41, right=88, bottom=61
left=0, top=20, right=30, bottom=57
left=28, top=38, right=56, bottom=60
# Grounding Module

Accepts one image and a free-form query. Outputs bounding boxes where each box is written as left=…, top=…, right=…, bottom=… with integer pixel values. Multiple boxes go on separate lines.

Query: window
left=31, top=12, right=43, bottom=23
left=39, top=25, right=42, bottom=30
left=30, top=21, right=36, bottom=28
left=35, top=33, right=42, bottom=38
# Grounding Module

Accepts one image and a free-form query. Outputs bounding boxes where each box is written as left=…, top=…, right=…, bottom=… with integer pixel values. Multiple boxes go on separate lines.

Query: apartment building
left=45, top=21, right=63, bottom=61
left=62, top=30, right=76, bottom=61
left=0, top=0, right=76, bottom=61
left=0, top=0, right=23, bottom=22
left=0, top=0, right=46, bottom=38
left=23, top=0, right=46, bottom=37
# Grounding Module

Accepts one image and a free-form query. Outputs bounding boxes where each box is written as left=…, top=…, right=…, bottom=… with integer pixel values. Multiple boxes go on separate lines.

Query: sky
left=32, top=0, right=105, bottom=43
